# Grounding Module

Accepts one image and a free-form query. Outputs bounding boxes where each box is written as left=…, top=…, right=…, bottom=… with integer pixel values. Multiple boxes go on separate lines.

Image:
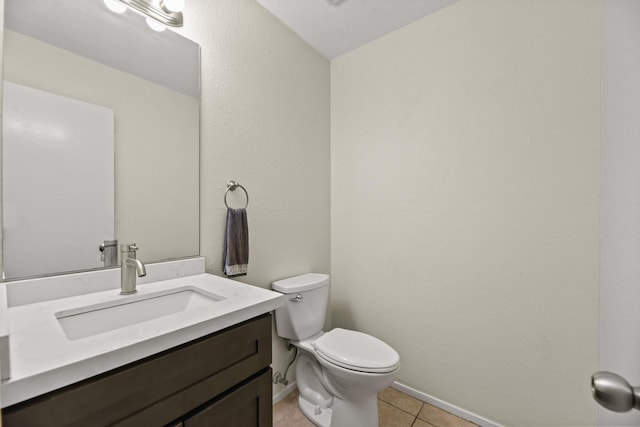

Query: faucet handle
left=120, top=243, right=139, bottom=253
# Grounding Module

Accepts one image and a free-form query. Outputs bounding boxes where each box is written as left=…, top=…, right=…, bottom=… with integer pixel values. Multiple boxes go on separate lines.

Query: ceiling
left=255, top=0, right=460, bottom=59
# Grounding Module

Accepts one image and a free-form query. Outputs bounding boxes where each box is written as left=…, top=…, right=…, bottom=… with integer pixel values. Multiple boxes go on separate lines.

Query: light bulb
left=104, top=0, right=127, bottom=14
left=146, top=17, right=166, bottom=32
left=161, top=0, right=185, bottom=13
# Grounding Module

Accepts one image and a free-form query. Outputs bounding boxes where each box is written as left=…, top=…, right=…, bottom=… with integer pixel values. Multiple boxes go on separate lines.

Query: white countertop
left=0, top=273, right=284, bottom=407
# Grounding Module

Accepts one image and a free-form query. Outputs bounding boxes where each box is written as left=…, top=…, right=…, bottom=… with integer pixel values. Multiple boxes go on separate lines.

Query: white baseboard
left=391, top=381, right=504, bottom=427
left=273, top=380, right=298, bottom=405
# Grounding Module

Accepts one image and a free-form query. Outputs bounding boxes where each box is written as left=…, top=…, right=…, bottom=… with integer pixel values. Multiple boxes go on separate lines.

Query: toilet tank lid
left=272, top=273, right=330, bottom=293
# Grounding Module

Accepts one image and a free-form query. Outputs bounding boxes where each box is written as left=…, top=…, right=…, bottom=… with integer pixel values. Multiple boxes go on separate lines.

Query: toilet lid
left=313, top=328, right=400, bottom=373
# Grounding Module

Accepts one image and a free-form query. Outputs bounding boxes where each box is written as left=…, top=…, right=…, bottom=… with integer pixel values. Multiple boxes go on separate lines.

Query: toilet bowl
left=272, top=274, right=400, bottom=427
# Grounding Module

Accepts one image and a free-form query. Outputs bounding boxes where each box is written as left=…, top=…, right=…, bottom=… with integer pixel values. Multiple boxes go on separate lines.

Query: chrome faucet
left=120, top=243, right=147, bottom=295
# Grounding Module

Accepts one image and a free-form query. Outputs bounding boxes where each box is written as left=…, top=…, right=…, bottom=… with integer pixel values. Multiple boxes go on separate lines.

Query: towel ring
left=224, top=180, right=249, bottom=209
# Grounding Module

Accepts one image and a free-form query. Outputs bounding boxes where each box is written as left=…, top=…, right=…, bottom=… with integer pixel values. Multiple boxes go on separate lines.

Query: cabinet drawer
left=3, top=314, right=272, bottom=427
left=183, top=369, right=272, bottom=427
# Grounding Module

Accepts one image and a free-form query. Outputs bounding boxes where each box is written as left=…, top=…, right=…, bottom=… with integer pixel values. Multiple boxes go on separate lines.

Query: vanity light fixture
left=104, top=0, right=184, bottom=28
left=146, top=16, right=166, bottom=32
left=104, top=0, right=127, bottom=14
left=160, top=0, right=185, bottom=13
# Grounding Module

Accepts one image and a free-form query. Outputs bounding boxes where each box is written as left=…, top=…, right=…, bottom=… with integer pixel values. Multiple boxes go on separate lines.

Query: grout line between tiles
left=377, top=396, right=425, bottom=419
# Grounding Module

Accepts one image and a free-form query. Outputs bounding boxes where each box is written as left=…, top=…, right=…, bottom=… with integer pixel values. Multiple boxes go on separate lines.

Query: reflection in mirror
left=3, top=82, right=116, bottom=278
left=2, top=0, right=200, bottom=280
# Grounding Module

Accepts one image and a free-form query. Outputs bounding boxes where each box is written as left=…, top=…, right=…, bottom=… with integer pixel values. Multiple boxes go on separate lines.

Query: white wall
left=600, top=0, right=640, bottom=425
left=174, top=0, right=331, bottom=395
left=331, top=1, right=599, bottom=425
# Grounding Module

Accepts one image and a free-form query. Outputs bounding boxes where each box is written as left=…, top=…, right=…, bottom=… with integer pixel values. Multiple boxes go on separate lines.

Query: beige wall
left=174, top=0, right=331, bottom=395
left=331, top=0, right=599, bottom=425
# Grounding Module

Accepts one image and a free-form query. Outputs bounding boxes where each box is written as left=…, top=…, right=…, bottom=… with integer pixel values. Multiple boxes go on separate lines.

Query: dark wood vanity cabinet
left=3, top=313, right=273, bottom=427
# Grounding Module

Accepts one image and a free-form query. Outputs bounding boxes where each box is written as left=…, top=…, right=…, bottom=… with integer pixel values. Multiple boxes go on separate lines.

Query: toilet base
left=298, top=392, right=379, bottom=427
left=299, top=394, right=332, bottom=427
left=329, top=396, right=378, bottom=427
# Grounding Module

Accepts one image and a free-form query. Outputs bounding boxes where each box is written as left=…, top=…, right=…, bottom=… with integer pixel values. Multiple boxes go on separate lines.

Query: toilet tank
left=272, top=273, right=330, bottom=340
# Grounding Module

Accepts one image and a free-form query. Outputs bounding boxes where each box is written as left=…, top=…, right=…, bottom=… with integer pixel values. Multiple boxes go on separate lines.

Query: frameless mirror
left=2, top=0, right=200, bottom=280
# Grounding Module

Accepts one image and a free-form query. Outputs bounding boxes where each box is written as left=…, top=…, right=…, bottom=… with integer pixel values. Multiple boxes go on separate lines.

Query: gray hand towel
left=223, top=208, right=249, bottom=277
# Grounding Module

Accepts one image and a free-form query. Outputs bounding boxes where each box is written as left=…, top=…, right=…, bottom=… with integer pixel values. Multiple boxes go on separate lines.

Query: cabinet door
left=184, top=369, right=272, bottom=427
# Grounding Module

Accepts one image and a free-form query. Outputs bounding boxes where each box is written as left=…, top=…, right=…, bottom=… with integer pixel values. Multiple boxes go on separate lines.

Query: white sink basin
left=55, top=286, right=225, bottom=340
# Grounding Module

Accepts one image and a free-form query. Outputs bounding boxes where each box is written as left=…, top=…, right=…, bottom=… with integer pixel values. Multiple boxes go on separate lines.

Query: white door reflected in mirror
left=2, top=82, right=114, bottom=279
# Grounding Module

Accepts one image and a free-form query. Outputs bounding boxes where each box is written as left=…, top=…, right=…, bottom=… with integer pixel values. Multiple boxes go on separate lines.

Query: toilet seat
left=313, top=328, right=400, bottom=373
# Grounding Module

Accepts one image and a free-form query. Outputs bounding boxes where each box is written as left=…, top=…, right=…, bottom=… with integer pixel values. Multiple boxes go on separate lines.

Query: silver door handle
left=592, top=371, right=640, bottom=412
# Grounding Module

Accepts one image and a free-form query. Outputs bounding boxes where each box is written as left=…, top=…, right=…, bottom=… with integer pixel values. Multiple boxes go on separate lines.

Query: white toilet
left=272, top=273, right=400, bottom=427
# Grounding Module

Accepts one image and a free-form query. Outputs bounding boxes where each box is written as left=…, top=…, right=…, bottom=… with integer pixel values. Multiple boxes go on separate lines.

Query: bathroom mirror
left=2, top=0, right=200, bottom=280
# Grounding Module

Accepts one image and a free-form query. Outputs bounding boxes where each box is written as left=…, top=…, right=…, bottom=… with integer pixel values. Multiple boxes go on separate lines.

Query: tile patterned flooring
left=273, top=386, right=479, bottom=427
